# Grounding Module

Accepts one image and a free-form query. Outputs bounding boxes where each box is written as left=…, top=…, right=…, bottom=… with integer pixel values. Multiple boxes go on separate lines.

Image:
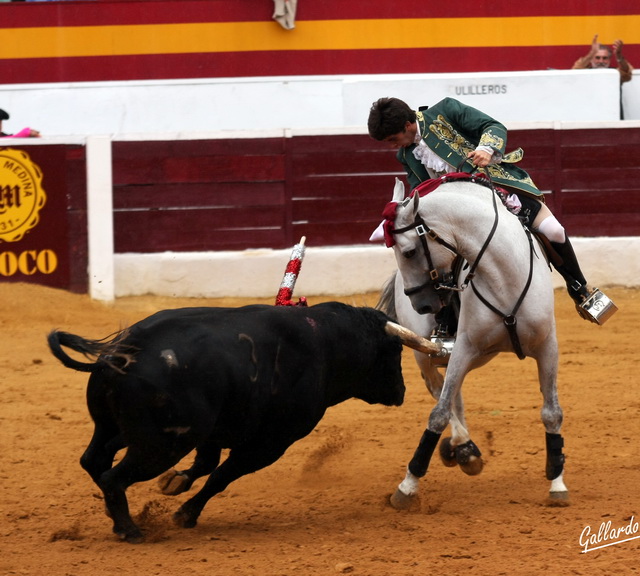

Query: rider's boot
left=429, top=297, right=459, bottom=365
left=433, top=303, right=458, bottom=337
left=549, top=237, right=590, bottom=305
left=550, top=238, right=617, bottom=325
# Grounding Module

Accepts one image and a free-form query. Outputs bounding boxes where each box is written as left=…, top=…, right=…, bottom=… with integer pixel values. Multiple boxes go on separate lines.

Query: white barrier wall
left=622, top=70, right=640, bottom=119
left=0, top=69, right=627, bottom=137
left=112, top=237, right=640, bottom=300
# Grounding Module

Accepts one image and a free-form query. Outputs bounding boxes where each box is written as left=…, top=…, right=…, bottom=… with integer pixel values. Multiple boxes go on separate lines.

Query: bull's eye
left=403, top=249, right=416, bottom=259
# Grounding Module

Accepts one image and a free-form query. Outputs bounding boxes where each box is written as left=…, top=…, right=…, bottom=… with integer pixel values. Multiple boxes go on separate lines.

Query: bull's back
left=118, top=304, right=338, bottom=414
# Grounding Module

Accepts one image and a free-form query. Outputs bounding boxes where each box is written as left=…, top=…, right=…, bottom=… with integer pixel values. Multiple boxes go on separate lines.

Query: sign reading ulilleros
left=0, top=148, right=46, bottom=242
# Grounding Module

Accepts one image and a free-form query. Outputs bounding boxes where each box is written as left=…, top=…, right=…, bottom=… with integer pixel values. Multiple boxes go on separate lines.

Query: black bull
left=48, top=302, right=421, bottom=543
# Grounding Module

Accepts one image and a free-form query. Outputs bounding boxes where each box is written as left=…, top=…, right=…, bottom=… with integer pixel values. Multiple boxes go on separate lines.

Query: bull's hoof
left=439, top=437, right=458, bottom=468
left=459, top=456, right=484, bottom=476
left=158, top=470, right=191, bottom=496
left=389, top=488, right=419, bottom=511
left=546, top=490, right=570, bottom=507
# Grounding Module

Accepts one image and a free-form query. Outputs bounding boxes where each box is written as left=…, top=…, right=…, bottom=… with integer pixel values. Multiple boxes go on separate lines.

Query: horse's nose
left=417, top=305, right=433, bottom=315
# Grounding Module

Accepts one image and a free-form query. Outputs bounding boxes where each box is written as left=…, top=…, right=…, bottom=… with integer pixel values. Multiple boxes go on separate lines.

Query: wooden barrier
left=111, top=127, right=640, bottom=253
left=2, top=124, right=639, bottom=295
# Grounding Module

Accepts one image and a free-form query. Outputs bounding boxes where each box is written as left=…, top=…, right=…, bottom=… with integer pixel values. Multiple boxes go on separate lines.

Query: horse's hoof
left=115, top=527, right=144, bottom=544
left=389, top=488, right=419, bottom=511
left=546, top=491, right=570, bottom=507
left=439, top=437, right=458, bottom=468
left=459, top=456, right=484, bottom=476
left=455, top=440, right=483, bottom=475
left=158, top=470, right=190, bottom=496
left=173, top=507, right=198, bottom=529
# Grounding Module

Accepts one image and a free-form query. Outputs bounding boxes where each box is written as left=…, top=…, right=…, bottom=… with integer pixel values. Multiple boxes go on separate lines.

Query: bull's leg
left=98, top=441, right=195, bottom=542
left=81, top=379, right=126, bottom=485
left=536, top=341, right=569, bottom=502
left=159, top=439, right=222, bottom=496
left=173, top=442, right=290, bottom=529
left=80, top=424, right=125, bottom=485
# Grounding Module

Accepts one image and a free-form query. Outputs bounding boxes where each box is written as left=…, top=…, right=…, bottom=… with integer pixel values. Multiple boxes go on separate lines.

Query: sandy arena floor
left=1, top=282, right=638, bottom=575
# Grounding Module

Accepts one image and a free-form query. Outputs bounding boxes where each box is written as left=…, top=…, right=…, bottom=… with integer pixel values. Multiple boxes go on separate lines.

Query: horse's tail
left=47, top=329, right=136, bottom=374
left=376, top=271, right=398, bottom=322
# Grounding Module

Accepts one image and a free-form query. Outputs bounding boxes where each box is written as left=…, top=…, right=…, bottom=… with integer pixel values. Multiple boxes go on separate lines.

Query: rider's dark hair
left=367, top=97, right=416, bottom=141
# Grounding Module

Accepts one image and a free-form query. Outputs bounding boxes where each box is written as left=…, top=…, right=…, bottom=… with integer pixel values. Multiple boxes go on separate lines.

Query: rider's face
left=383, top=121, right=417, bottom=148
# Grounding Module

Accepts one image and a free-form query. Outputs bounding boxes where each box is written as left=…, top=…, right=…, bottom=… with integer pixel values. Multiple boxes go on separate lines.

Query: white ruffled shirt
left=412, top=127, right=500, bottom=176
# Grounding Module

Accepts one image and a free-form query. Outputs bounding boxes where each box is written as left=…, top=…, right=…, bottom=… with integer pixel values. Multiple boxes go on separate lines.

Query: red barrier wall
left=112, top=127, right=640, bottom=253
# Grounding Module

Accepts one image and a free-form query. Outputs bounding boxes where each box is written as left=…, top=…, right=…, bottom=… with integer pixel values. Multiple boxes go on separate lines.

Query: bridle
left=392, top=175, right=500, bottom=296
left=392, top=177, right=537, bottom=360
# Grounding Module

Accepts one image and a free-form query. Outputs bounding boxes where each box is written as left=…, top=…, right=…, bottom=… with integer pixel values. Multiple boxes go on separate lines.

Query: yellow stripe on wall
left=2, top=15, right=640, bottom=60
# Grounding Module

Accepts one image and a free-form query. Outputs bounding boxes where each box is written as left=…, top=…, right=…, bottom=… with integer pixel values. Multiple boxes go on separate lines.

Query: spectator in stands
left=367, top=96, right=606, bottom=323
left=573, top=35, right=633, bottom=83
left=573, top=35, right=634, bottom=119
left=0, top=108, right=41, bottom=138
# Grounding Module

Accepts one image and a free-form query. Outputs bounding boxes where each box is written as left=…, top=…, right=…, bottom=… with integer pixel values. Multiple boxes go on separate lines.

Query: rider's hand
left=467, top=149, right=492, bottom=168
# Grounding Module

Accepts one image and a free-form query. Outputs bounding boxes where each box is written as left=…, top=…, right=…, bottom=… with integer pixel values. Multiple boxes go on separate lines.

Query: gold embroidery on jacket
left=428, top=115, right=474, bottom=157
left=479, top=129, right=505, bottom=150
left=486, top=165, right=537, bottom=189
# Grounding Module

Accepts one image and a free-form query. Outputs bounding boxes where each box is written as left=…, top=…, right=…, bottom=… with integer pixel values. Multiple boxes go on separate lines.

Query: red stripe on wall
left=0, top=1, right=273, bottom=28
left=1, top=0, right=637, bottom=29
left=0, top=45, right=627, bottom=84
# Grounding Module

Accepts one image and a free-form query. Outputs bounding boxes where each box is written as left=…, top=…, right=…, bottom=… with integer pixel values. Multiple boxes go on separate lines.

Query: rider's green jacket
left=397, top=97, right=542, bottom=198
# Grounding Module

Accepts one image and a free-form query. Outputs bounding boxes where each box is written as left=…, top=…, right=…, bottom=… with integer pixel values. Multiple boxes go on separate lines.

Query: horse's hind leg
left=536, top=342, right=569, bottom=502
left=439, top=394, right=483, bottom=476
left=416, top=352, right=482, bottom=475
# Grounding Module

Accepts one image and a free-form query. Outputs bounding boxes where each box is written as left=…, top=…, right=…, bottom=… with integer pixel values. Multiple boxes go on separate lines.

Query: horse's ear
left=392, top=178, right=405, bottom=202
left=412, top=189, right=420, bottom=215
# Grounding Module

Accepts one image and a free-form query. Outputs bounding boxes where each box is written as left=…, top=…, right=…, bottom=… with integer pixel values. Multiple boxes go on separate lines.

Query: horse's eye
left=403, top=249, right=416, bottom=259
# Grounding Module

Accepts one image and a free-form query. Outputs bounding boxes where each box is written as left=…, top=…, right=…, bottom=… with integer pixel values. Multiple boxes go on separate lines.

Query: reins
left=469, top=225, right=536, bottom=360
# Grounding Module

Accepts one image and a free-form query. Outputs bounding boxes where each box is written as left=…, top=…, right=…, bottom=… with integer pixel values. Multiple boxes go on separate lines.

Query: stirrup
left=429, top=331, right=455, bottom=366
left=576, top=288, right=618, bottom=325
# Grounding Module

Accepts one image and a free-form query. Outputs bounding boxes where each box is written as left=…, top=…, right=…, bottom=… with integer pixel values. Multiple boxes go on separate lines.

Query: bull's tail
left=47, top=329, right=136, bottom=373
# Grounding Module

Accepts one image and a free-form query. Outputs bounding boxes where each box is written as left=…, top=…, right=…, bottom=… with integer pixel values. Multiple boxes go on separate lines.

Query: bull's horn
left=385, top=321, right=444, bottom=355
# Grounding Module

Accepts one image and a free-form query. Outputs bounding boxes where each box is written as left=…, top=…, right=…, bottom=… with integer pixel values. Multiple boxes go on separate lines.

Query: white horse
left=378, top=175, right=568, bottom=508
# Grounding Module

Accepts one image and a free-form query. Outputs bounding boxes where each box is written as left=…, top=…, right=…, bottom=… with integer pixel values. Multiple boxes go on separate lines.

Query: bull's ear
left=412, top=189, right=420, bottom=216
left=392, top=177, right=405, bottom=202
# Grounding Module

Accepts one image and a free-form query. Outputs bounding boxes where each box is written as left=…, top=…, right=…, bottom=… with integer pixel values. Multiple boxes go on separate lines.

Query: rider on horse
left=367, top=96, right=614, bottom=327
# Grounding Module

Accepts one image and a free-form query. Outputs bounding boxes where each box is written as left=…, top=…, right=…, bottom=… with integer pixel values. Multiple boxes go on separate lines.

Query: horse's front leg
left=391, top=352, right=474, bottom=509
left=536, top=340, right=569, bottom=503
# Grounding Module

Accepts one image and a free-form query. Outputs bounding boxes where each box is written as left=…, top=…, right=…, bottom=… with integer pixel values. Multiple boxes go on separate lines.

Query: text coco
left=0, top=249, right=58, bottom=276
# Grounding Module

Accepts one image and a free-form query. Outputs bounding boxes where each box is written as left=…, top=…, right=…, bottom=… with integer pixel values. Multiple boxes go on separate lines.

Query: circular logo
left=0, top=148, right=46, bottom=243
